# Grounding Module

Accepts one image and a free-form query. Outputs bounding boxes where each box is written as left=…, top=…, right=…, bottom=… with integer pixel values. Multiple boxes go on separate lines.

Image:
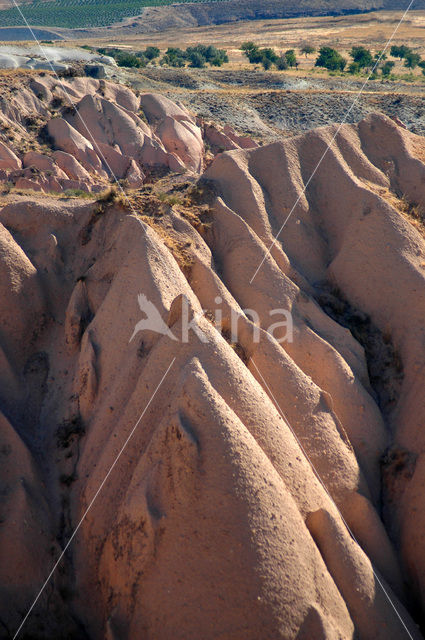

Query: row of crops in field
left=0, top=0, right=225, bottom=29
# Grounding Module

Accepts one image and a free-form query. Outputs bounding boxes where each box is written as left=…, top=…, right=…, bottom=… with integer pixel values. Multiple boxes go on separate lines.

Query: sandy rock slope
left=1, top=76, right=425, bottom=639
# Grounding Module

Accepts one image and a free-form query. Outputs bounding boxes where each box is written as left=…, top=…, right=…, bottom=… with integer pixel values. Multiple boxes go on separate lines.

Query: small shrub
left=51, top=95, right=66, bottom=109
left=381, top=60, right=395, bottom=77
left=285, top=49, right=297, bottom=67
left=96, top=185, right=126, bottom=206
left=157, top=192, right=185, bottom=206
left=56, top=415, right=85, bottom=449
left=0, top=181, right=13, bottom=194
left=62, top=188, right=93, bottom=199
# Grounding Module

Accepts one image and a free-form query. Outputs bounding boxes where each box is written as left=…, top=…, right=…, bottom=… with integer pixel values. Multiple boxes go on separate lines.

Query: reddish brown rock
left=47, top=117, right=105, bottom=176
left=0, top=141, right=21, bottom=170
left=53, top=150, right=93, bottom=182
left=157, top=115, right=204, bottom=172
left=139, top=92, right=196, bottom=124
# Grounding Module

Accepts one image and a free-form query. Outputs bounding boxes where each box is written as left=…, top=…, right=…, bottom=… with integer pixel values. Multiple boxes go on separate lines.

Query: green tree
left=285, top=49, right=297, bottom=67
left=161, top=47, right=187, bottom=67
left=315, top=47, right=347, bottom=71
left=404, top=52, right=421, bottom=69
left=161, top=55, right=185, bottom=67
left=301, top=45, right=316, bottom=57
left=374, top=51, right=387, bottom=62
left=144, top=46, right=160, bottom=60
left=165, top=47, right=187, bottom=59
left=390, top=44, right=411, bottom=59
left=348, top=61, right=361, bottom=74
left=350, top=46, right=373, bottom=68
left=276, top=55, right=288, bottom=70
left=203, top=45, right=224, bottom=62
left=183, top=45, right=228, bottom=67
left=240, top=43, right=278, bottom=66
left=188, top=51, right=206, bottom=68
left=187, top=45, right=212, bottom=60
left=210, top=48, right=229, bottom=66
left=241, top=42, right=263, bottom=64
left=241, top=42, right=257, bottom=54
left=136, top=53, right=148, bottom=66
left=261, top=48, right=278, bottom=63
left=115, top=52, right=144, bottom=68
left=381, top=60, right=395, bottom=77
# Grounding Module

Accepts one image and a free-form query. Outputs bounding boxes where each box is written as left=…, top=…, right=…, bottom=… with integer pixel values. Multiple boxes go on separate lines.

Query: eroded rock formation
left=1, top=75, right=425, bottom=640
left=0, top=73, right=256, bottom=196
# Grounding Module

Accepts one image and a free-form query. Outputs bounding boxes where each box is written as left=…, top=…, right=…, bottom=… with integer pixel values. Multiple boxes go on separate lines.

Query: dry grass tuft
left=388, top=191, right=425, bottom=235
left=105, top=179, right=214, bottom=277
left=362, top=179, right=425, bottom=237
left=409, top=139, right=425, bottom=165
left=96, top=185, right=127, bottom=207
left=221, top=328, right=250, bottom=365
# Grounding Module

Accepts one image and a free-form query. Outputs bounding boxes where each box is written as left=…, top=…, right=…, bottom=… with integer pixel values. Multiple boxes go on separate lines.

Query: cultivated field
left=82, top=10, right=425, bottom=74
left=0, top=0, right=226, bottom=27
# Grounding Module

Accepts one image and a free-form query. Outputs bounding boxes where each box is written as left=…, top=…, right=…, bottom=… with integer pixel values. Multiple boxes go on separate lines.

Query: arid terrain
left=0, top=67, right=425, bottom=640
left=4, top=10, right=422, bottom=138
left=79, top=9, right=425, bottom=53
left=1, top=3, right=425, bottom=640
left=123, top=66, right=425, bottom=140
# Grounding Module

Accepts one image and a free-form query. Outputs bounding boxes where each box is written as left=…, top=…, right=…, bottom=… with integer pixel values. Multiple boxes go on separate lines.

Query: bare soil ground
left=101, top=64, right=425, bottom=141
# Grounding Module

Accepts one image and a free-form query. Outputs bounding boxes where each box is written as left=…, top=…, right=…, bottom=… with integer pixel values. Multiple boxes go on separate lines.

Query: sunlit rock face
left=1, top=76, right=425, bottom=639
